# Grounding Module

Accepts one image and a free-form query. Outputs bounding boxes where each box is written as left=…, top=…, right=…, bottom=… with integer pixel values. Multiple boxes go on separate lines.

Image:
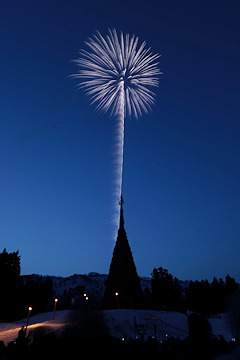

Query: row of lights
left=26, top=291, right=119, bottom=329
left=26, top=298, right=59, bottom=329
left=27, top=294, right=89, bottom=324
left=27, top=292, right=117, bottom=322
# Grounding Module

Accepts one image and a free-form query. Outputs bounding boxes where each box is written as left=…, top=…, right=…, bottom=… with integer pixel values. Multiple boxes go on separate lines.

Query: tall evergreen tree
left=0, top=248, right=24, bottom=321
left=151, top=267, right=183, bottom=311
left=101, top=197, right=144, bottom=309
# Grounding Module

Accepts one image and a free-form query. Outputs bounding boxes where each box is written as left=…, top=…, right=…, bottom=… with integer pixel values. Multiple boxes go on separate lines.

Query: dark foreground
left=0, top=310, right=238, bottom=360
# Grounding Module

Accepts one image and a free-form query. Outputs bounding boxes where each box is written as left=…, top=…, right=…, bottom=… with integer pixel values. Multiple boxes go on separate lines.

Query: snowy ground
left=0, top=310, right=73, bottom=346
left=100, top=309, right=189, bottom=341
left=100, top=309, right=235, bottom=342
left=0, top=309, right=234, bottom=346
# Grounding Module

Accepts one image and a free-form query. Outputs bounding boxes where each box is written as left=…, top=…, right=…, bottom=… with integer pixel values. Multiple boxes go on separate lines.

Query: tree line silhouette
left=0, top=249, right=239, bottom=322
left=147, top=266, right=239, bottom=316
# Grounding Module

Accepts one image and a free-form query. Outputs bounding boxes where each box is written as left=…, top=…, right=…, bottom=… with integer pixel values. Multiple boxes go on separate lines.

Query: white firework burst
left=72, top=28, right=161, bottom=230
left=72, top=28, right=160, bottom=118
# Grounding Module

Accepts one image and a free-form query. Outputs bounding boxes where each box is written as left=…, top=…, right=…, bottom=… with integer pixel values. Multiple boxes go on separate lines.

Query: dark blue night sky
left=1, top=0, right=240, bottom=281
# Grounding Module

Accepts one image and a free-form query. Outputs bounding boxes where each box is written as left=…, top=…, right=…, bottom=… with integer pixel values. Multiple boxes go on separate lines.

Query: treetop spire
left=119, top=194, right=124, bottom=207
left=119, top=195, right=124, bottom=227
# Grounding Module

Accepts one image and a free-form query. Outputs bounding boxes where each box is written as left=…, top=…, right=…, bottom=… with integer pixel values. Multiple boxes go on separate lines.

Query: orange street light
left=53, top=298, right=58, bottom=320
left=115, top=292, right=119, bottom=308
left=85, top=296, right=89, bottom=318
left=26, top=306, right=32, bottom=329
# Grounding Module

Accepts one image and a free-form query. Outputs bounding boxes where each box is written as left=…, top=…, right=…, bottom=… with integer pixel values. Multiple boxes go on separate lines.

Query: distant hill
left=22, top=273, right=152, bottom=310
left=21, top=273, right=193, bottom=310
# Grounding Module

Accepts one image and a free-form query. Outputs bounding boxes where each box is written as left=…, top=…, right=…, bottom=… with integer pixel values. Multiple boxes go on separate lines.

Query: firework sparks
left=72, top=28, right=161, bottom=231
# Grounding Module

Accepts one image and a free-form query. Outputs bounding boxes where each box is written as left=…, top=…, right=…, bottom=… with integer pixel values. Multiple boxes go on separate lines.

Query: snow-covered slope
left=100, top=309, right=189, bottom=340
left=0, top=309, right=234, bottom=347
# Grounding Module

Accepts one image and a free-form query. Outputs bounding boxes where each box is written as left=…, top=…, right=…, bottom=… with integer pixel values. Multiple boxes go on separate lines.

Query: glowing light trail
left=72, top=29, right=161, bottom=230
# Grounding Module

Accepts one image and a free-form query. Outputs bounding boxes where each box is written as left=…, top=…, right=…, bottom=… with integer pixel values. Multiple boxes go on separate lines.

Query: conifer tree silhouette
left=101, top=196, right=144, bottom=309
